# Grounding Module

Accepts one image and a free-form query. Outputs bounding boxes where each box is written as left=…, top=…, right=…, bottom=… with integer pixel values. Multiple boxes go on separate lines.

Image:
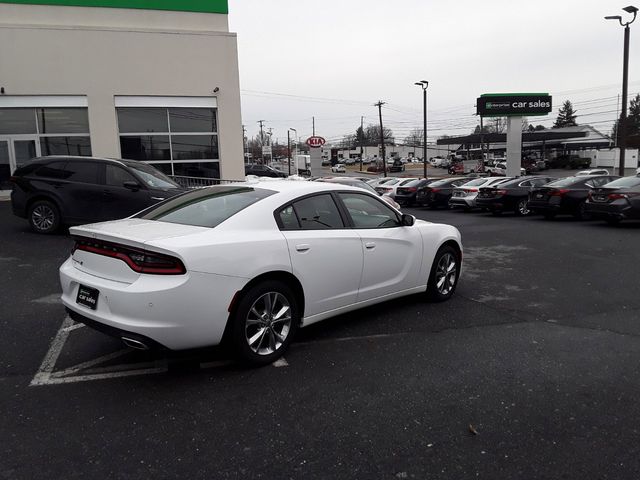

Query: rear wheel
left=514, top=198, right=531, bottom=216
left=426, top=245, right=461, bottom=302
left=28, top=200, right=61, bottom=234
left=230, top=280, right=299, bottom=366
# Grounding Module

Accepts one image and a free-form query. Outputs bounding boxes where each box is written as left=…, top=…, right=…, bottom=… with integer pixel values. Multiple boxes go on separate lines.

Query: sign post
left=306, top=136, right=326, bottom=177
left=477, top=93, right=552, bottom=177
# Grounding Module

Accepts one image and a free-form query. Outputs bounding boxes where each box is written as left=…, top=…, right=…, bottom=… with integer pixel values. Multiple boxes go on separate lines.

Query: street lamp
left=414, top=80, right=429, bottom=178
left=287, top=128, right=297, bottom=176
left=605, top=5, right=638, bottom=176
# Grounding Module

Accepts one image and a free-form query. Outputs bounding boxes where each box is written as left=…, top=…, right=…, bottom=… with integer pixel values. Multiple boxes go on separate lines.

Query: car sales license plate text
left=76, top=284, right=99, bottom=310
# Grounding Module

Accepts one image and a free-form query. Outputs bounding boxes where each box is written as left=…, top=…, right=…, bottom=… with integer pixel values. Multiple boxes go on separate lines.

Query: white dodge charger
left=60, top=181, right=462, bottom=365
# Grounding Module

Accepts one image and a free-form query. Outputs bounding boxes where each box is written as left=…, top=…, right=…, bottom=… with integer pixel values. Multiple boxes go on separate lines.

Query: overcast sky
left=228, top=0, right=640, bottom=145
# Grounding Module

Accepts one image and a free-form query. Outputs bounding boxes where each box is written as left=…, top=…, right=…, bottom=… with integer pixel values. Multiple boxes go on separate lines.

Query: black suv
left=11, top=156, right=187, bottom=234
left=244, top=163, right=288, bottom=178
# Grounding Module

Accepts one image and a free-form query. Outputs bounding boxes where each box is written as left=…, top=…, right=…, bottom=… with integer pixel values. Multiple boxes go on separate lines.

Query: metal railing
left=169, top=175, right=244, bottom=189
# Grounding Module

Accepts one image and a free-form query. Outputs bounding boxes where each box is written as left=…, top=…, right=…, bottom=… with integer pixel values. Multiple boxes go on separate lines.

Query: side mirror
left=123, top=181, right=141, bottom=191
left=401, top=213, right=415, bottom=226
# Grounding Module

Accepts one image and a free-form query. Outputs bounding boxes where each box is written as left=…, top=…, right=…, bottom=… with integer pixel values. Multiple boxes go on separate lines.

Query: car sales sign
left=306, top=136, right=326, bottom=148
left=477, top=93, right=552, bottom=117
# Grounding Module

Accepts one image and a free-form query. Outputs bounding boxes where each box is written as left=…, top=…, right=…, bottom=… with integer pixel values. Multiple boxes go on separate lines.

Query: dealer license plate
left=76, top=284, right=99, bottom=310
left=536, top=193, right=543, bottom=198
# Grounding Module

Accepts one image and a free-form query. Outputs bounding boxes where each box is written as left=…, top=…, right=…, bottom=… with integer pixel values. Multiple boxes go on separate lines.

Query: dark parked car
left=416, top=177, right=470, bottom=208
left=528, top=175, right=619, bottom=220
left=11, top=156, right=187, bottom=234
left=585, top=175, right=640, bottom=225
left=395, top=178, right=439, bottom=207
left=244, top=163, right=288, bottom=178
left=388, top=159, right=406, bottom=173
left=476, top=176, right=555, bottom=216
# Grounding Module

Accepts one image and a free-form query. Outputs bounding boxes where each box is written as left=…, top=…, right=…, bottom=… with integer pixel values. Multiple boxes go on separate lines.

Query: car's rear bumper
left=59, top=257, right=248, bottom=350
left=585, top=201, right=640, bottom=220
left=449, top=197, right=474, bottom=208
left=475, top=198, right=503, bottom=210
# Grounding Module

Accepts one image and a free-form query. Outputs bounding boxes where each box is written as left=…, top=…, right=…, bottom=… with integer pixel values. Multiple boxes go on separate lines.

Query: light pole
left=606, top=5, right=638, bottom=176
left=415, top=80, right=429, bottom=178
left=287, top=128, right=297, bottom=176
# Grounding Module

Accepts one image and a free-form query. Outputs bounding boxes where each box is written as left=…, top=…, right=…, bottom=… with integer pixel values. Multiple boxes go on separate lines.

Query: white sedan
left=60, top=181, right=462, bottom=365
left=331, top=163, right=346, bottom=173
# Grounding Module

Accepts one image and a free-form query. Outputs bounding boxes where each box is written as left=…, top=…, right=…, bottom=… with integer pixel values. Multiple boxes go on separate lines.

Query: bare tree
left=404, top=128, right=424, bottom=146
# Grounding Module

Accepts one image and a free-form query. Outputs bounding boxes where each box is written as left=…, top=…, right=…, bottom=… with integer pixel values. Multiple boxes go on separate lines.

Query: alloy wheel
left=518, top=199, right=530, bottom=216
left=32, top=205, right=55, bottom=231
left=435, top=253, right=457, bottom=295
left=244, top=292, right=292, bottom=355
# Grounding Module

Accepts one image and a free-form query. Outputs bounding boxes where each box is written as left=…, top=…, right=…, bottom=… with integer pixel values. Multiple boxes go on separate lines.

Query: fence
left=169, top=176, right=244, bottom=189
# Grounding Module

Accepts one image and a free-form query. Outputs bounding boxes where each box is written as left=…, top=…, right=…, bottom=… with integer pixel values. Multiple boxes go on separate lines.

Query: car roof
left=241, top=179, right=360, bottom=194
left=31, top=155, right=135, bottom=168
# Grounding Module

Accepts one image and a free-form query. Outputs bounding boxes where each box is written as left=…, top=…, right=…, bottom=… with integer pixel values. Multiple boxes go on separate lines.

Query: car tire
left=28, top=199, right=61, bottom=234
left=514, top=198, right=531, bottom=217
left=426, top=245, right=461, bottom=302
left=230, top=280, right=299, bottom=366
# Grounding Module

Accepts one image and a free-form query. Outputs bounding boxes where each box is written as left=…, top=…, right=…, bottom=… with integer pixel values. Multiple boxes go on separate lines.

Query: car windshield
left=135, top=186, right=275, bottom=228
left=125, top=162, right=180, bottom=189
left=545, top=177, right=581, bottom=187
left=603, top=176, right=640, bottom=188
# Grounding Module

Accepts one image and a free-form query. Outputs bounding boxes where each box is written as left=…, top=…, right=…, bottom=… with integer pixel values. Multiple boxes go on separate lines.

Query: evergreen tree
left=612, top=94, right=640, bottom=147
left=553, top=100, right=578, bottom=128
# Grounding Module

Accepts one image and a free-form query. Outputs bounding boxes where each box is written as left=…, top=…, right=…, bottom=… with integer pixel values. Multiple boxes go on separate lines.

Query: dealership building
left=0, top=0, right=244, bottom=188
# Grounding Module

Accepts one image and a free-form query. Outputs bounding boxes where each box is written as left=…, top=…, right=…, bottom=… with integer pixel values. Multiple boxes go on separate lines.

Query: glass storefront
left=117, top=107, right=219, bottom=177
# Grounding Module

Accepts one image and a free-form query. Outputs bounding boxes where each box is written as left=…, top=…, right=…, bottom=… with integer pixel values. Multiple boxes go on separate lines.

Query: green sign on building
left=0, top=0, right=228, bottom=14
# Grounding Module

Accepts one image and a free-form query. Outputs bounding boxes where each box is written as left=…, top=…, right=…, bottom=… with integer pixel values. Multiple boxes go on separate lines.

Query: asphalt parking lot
left=2, top=200, right=640, bottom=479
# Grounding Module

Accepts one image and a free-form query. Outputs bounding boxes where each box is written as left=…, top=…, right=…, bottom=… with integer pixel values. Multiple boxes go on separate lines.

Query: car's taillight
left=380, top=187, right=392, bottom=192
left=9, top=176, right=18, bottom=183
left=495, top=189, right=508, bottom=195
left=406, top=187, right=417, bottom=192
left=610, top=192, right=639, bottom=200
left=464, top=188, right=478, bottom=193
left=431, top=188, right=441, bottom=193
left=550, top=189, right=569, bottom=197
left=73, top=237, right=186, bottom=275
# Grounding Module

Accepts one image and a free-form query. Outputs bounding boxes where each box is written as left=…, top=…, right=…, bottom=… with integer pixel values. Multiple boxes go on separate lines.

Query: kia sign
left=477, top=93, right=552, bottom=117
left=306, top=136, right=326, bottom=148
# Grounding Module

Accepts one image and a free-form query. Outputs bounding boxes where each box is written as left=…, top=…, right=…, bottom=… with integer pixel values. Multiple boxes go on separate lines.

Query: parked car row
left=390, top=172, right=640, bottom=226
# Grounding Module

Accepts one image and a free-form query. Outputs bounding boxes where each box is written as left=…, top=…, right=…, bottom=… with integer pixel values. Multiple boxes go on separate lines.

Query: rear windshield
left=545, top=177, right=582, bottom=187
left=135, top=186, right=275, bottom=228
left=401, top=179, right=421, bottom=187
left=124, top=161, right=180, bottom=189
left=603, top=176, right=640, bottom=188
left=461, top=178, right=488, bottom=187
left=429, top=178, right=457, bottom=187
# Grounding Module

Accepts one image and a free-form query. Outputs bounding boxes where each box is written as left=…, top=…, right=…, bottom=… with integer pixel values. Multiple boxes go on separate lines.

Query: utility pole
left=257, top=120, right=265, bottom=163
left=242, top=124, right=247, bottom=163
left=619, top=22, right=631, bottom=175
left=375, top=101, right=387, bottom=177
left=287, top=129, right=291, bottom=176
left=359, top=115, right=364, bottom=172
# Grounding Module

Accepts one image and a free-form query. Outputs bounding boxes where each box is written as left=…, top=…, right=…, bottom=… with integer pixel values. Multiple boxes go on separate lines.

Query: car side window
left=291, top=194, right=344, bottom=230
left=35, top=161, right=69, bottom=179
left=518, top=180, right=532, bottom=187
left=339, top=192, right=401, bottom=229
left=277, top=205, right=300, bottom=230
left=106, top=165, right=137, bottom=187
left=63, top=161, right=100, bottom=184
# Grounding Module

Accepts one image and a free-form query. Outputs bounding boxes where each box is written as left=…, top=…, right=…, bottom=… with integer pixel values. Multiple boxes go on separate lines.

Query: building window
left=117, top=107, right=219, bottom=178
left=0, top=107, right=92, bottom=156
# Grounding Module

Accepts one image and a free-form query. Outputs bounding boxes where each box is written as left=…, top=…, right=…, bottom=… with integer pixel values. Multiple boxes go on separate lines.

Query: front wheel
left=426, top=245, right=461, bottom=302
left=28, top=200, right=61, bottom=234
left=230, top=280, right=299, bottom=366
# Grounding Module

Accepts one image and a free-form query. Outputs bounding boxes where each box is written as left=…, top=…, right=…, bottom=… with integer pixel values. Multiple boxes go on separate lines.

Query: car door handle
left=365, top=242, right=376, bottom=250
left=295, top=244, right=310, bottom=252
